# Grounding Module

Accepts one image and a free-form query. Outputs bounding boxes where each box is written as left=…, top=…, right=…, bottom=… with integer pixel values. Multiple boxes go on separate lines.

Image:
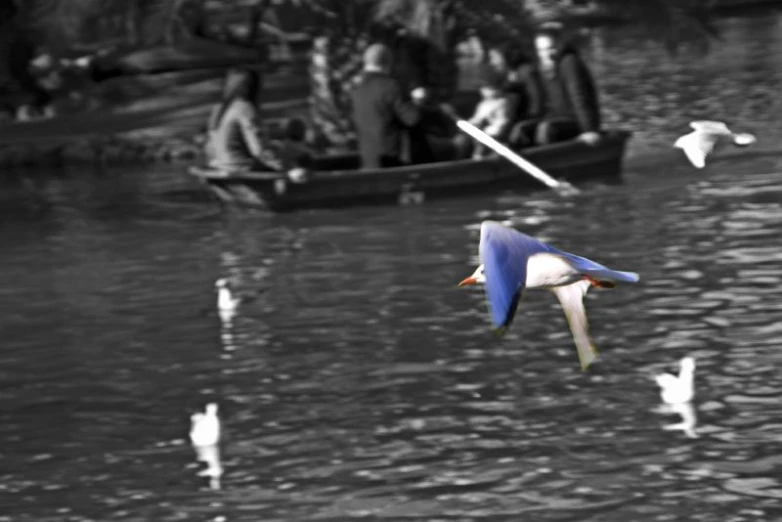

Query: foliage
left=593, top=0, right=720, bottom=53
left=21, top=0, right=211, bottom=47
left=301, top=0, right=532, bottom=46
left=15, top=0, right=720, bottom=52
left=301, top=0, right=719, bottom=52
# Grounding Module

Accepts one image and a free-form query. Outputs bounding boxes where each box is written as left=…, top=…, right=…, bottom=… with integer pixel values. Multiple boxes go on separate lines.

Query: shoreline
left=0, top=97, right=310, bottom=169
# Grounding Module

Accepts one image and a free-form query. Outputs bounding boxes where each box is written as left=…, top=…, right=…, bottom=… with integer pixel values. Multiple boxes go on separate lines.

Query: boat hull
left=189, top=130, right=631, bottom=212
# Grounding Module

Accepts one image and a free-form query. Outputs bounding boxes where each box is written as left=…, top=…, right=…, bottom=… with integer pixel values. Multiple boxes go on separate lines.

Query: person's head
left=534, top=22, right=566, bottom=68
left=362, top=43, right=393, bottom=73
left=222, top=68, right=262, bottom=107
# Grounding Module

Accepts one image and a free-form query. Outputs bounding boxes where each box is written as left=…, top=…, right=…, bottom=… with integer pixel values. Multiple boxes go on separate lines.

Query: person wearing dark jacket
left=488, top=42, right=541, bottom=125
left=350, top=43, right=422, bottom=169
left=509, top=24, right=602, bottom=147
left=367, top=21, right=429, bottom=100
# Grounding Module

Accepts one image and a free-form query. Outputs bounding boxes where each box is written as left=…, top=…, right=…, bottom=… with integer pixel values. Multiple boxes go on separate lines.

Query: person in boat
left=273, top=117, right=315, bottom=167
left=350, top=43, right=424, bottom=169
left=453, top=66, right=517, bottom=159
left=367, top=19, right=430, bottom=105
left=267, top=117, right=317, bottom=183
left=205, top=67, right=282, bottom=171
left=509, top=23, right=602, bottom=147
left=487, top=42, right=542, bottom=132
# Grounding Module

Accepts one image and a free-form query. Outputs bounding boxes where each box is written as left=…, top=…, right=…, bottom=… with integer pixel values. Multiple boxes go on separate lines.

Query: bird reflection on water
left=192, top=444, right=223, bottom=490
left=660, top=402, right=699, bottom=439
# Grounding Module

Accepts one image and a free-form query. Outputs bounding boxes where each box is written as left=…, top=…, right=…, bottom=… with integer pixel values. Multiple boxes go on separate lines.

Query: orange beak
left=458, top=276, right=478, bottom=287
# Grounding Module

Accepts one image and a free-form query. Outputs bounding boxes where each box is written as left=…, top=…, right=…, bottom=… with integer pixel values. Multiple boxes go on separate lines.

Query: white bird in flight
left=655, top=356, right=696, bottom=404
left=190, top=403, right=221, bottom=447
left=674, top=120, right=756, bottom=168
left=458, top=221, right=640, bottom=370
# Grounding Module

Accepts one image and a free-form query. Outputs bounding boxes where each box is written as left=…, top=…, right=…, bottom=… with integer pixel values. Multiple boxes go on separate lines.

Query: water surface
left=2, top=10, right=782, bottom=522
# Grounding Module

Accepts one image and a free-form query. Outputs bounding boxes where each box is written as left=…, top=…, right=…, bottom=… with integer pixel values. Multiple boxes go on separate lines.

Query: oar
left=441, top=105, right=579, bottom=196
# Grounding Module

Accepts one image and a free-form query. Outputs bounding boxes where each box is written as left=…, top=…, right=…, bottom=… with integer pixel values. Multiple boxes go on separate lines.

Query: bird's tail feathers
left=733, top=132, right=756, bottom=146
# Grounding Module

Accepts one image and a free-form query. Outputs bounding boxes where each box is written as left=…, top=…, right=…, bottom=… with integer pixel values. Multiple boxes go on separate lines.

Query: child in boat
left=205, top=68, right=282, bottom=171
left=454, top=67, right=517, bottom=159
left=487, top=42, right=541, bottom=133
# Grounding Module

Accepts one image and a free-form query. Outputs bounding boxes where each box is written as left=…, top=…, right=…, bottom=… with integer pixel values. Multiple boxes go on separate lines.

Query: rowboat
left=188, top=130, right=631, bottom=212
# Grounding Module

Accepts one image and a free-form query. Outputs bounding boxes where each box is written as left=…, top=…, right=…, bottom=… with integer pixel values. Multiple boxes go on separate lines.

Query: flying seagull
left=458, top=221, right=640, bottom=370
left=674, top=120, right=756, bottom=168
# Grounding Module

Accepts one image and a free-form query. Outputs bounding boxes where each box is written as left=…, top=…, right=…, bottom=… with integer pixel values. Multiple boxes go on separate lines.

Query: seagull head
left=680, top=356, right=696, bottom=374
left=205, top=403, right=219, bottom=416
left=458, top=264, right=486, bottom=287
left=215, top=278, right=229, bottom=289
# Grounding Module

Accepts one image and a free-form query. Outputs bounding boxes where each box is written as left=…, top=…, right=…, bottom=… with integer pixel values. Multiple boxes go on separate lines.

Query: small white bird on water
left=655, top=356, right=696, bottom=404
left=216, top=278, right=240, bottom=312
left=674, top=120, right=756, bottom=168
left=190, top=403, right=221, bottom=447
left=458, top=221, right=640, bottom=370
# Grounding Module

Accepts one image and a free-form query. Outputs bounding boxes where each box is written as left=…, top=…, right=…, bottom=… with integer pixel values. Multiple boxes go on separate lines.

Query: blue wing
left=479, top=221, right=556, bottom=331
left=558, top=252, right=640, bottom=283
